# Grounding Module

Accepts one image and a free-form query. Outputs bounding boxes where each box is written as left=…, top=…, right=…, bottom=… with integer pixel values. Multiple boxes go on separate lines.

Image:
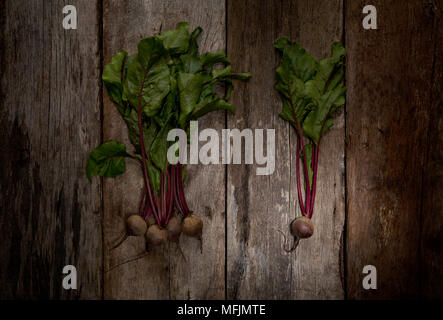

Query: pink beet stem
left=137, top=71, right=159, bottom=222
left=288, top=91, right=311, bottom=215
left=295, top=136, right=305, bottom=214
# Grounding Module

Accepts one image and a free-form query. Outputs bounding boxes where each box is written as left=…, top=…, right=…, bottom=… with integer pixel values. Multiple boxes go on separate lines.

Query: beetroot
left=145, top=224, right=168, bottom=247
left=275, top=38, right=345, bottom=251
left=181, top=214, right=203, bottom=238
left=110, top=215, right=147, bottom=250
left=167, top=216, right=182, bottom=243
left=290, top=216, right=314, bottom=239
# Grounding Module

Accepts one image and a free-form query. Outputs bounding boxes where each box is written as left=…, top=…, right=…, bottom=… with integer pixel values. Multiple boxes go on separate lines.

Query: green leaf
left=144, top=120, right=160, bottom=152
left=192, top=99, right=235, bottom=118
left=274, top=37, right=292, bottom=52
left=331, top=42, right=346, bottom=60
left=95, top=23, right=251, bottom=196
left=178, top=27, right=205, bottom=73
left=311, top=42, right=345, bottom=95
left=275, top=39, right=346, bottom=143
left=86, top=141, right=129, bottom=180
left=121, top=54, right=137, bottom=102
left=122, top=108, right=159, bottom=155
left=133, top=154, right=162, bottom=195
left=147, top=161, right=161, bottom=194
left=102, top=51, right=165, bottom=157
left=177, top=72, right=206, bottom=125
left=303, top=84, right=346, bottom=144
left=122, top=108, right=141, bottom=147
left=274, top=42, right=313, bottom=126
left=102, top=51, right=128, bottom=110
left=279, top=99, right=312, bottom=126
left=301, top=143, right=314, bottom=186
left=180, top=53, right=203, bottom=74
left=231, top=72, right=252, bottom=80
left=201, top=50, right=229, bottom=69
left=211, top=65, right=251, bottom=80
left=275, top=38, right=317, bottom=82
left=149, top=120, right=172, bottom=171
left=322, top=117, right=334, bottom=136
left=124, top=37, right=171, bottom=117
left=157, top=22, right=191, bottom=54
left=189, top=26, right=203, bottom=49
left=181, top=164, right=187, bottom=180
left=175, top=66, right=250, bottom=127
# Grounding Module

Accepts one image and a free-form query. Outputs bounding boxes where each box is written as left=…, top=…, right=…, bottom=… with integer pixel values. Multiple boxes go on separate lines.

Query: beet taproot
left=126, top=215, right=148, bottom=236
left=290, top=216, right=314, bottom=239
left=110, top=215, right=147, bottom=250
left=181, top=214, right=203, bottom=238
left=167, top=216, right=182, bottom=242
left=145, top=224, right=168, bottom=246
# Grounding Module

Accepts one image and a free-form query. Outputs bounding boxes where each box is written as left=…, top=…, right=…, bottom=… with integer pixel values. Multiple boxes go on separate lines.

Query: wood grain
left=0, top=0, right=102, bottom=299
left=226, top=0, right=345, bottom=299
left=165, top=1, right=227, bottom=300
left=421, top=0, right=442, bottom=299
left=1, top=0, right=442, bottom=300
left=345, top=0, right=438, bottom=299
left=102, top=0, right=226, bottom=299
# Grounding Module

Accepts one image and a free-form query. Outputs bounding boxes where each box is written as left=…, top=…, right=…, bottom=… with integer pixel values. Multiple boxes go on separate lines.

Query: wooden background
left=0, top=0, right=441, bottom=299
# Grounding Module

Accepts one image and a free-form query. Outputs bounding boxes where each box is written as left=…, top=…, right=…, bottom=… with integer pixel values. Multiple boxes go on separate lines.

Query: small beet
left=126, top=215, right=148, bottom=236
left=167, top=216, right=182, bottom=242
left=181, top=214, right=203, bottom=238
left=145, top=224, right=168, bottom=246
left=290, top=216, right=314, bottom=239
left=110, top=214, right=147, bottom=250
left=146, top=215, right=156, bottom=227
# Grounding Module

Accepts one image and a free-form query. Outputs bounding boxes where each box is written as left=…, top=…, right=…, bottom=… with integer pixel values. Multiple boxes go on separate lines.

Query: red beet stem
left=295, top=136, right=305, bottom=214
left=137, top=71, right=159, bottom=221
left=139, top=187, right=147, bottom=217
left=288, top=91, right=311, bottom=215
left=308, top=145, right=319, bottom=218
left=172, top=165, right=185, bottom=215
left=165, top=166, right=174, bottom=223
left=177, top=164, right=190, bottom=215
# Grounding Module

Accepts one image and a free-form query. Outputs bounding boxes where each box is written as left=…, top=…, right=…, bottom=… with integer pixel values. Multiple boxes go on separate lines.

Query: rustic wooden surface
left=0, top=0, right=442, bottom=300
left=0, top=0, right=102, bottom=299
left=226, top=0, right=345, bottom=300
left=345, top=0, right=442, bottom=299
left=421, top=0, right=442, bottom=299
left=103, top=0, right=226, bottom=299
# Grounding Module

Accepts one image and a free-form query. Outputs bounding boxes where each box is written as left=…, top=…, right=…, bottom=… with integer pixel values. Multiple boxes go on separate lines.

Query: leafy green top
left=275, top=37, right=346, bottom=145
left=87, top=22, right=251, bottom=193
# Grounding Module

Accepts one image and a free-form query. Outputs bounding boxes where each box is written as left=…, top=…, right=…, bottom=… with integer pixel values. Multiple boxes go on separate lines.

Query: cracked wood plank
left=102, top=0, right=226, bottom=299
left=420, top=0, right=442, bottom=299
left=226, top=0, right=345, bottom=299
left=0, top=0, right=102, bottom=299
left=345, top=0, right=439, bottom=299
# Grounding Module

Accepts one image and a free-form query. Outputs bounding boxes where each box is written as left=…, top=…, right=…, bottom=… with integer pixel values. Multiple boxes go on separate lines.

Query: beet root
left=110, top=214, right=147, bottom=250
left=167, top=216, right=182, bottom=243
left=181, top=214, right=203, bottom=238
left=126, top=215, right=148, bottom=236
left=290, top=216, right=314, bottom=239
left=145, top=224, right=168, bottom=247
left=146, top=215, right=156, bottom=227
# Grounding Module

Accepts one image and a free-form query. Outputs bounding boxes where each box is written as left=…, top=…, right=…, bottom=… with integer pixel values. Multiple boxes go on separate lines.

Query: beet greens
left=87, top=22, right=250, bottom=245
left=275, top=38, right=345, bottom=242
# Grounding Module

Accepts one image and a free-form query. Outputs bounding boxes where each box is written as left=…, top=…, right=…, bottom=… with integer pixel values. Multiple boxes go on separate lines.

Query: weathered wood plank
left=103, top=0, right=226, bottom=299
left=227, top=0, right=345, bottom=299
left=165, top=1, right=227, bottom=300
left=421, top=1, right=442, bottom=299
left=346, top=0, right=437, bottom=299
left=0, top=0, right=102, bottom=299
